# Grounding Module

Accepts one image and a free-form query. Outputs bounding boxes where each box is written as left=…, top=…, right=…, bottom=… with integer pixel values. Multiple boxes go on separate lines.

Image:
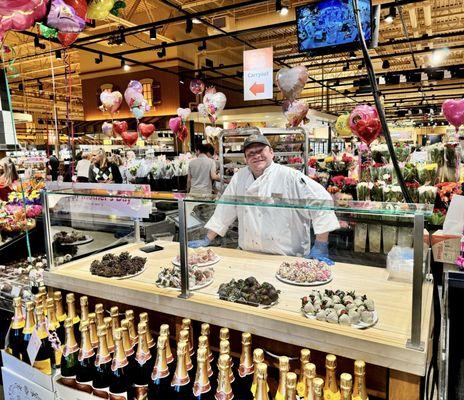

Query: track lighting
left=186, top=17, right=193, bottom=33
left=349, top=51, right=356, bottom=59
left=150, top=27, right=157, bottom=40
left=276, top=0, right=288, bottom=16
left=121, top=59, right=131, bottom=71
left=18, top=83, right=23, bottom=91
left=55, top=50, right=62, bottom=60
left=357, top=61, right=364, bottom=70
left=384, top=6, right=396, bottom=24
left=198, top=40, right=207, bottom=51
left=157, top=42, right=167, bottom=58
left=382, top=59, right=390, bottom=69
left=95, top=53, right=103, bottom=64
left=38, top=80, right=43, bottom=92
left=342, top=62, right=349, bottom=71
left=34, top=35, right=46, bottom=50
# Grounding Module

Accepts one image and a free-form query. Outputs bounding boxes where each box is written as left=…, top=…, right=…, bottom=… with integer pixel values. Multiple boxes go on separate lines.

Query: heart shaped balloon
left=349, top=105, right=382, bottom=145
left=169, top=117, right=182, bottom=134
left=335, top=114, right=352, bottom=137
left=87, top=0, right=116, bottom=19
left=121, top=131, right=138, bottom=147
left=47, top=0, right=85, bottom=33
left=113, top=120, right=128, bottom=136
left=0, top=0, right=49, bottom=40
left=128, top=80, right=143, bottom=93
left=138, top=123, right=155, bottom=139
left=197, top=103, right=208, bottom=118
left=203, top=92, right=227, bottom=122
left=177, top=108, right=191, bottom=122
left=102, top=122, right=113, bottom=138
left=56, top=0, right=86, bottom=46
left=100, top=90, right=123, bottom=115
left=276, top=66, right=308, bottom=100
left=205, top=126, right=221, bottom=139
left=442, top=99, right=464, bottom=132
left=283, top=100, right=309, bottom=127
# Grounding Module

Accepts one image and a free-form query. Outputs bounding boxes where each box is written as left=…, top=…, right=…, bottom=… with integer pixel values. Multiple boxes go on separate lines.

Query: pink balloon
left=283, top=100, right=309, bottom=127
left=442, top=99, right=464, bottom=132
left=100, top=90, right=122, bottom=115
left=169, top=117, right=182, bottom=134
left=0, top=0, right=49, bottom=40
left=47, top=0, right=85, bottom=33
left=128, top=80, right=143, bottom=93
left=349, top=105, right=382, bottom=145
left=189, top=79, right=205, bottom=95
left=102, top=122, right=113, bottom=138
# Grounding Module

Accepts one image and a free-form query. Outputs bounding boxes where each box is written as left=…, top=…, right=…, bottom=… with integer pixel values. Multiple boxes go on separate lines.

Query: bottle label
left=111, top=358, right=129, bottom=371
left=215, top=389, right=234, bottom=400
left=33, top=358, right=52, bottom=375
left=133, top=384, right=148, bottom=400
left=57, top=313, right=67, bottom=322
left=135, top=350, right=152, bottom=366
left=109, top=392, right=128, bottom=400
left=96, top=353, right=112, bottom=366
left=193, top=382, right=211, bottom=397
left=324, top=392, right=341, bottom=400
left=275, top=392, right=285, bottom=400
left=151, top=365, right=169, bottom=380
left=78, top=348, right=95, bottom=362
left=238, top=364, right=254, bottom=378
left=171, top=373, right=190, bottom=387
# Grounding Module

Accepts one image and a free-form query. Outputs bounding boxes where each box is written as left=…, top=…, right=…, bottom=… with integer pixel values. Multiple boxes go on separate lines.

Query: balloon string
left=48, top=44, right=59, bottom=158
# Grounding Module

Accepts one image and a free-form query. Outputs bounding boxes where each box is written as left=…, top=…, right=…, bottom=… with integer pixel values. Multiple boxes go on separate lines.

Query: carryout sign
left=243, top=47, right=274, bottom=101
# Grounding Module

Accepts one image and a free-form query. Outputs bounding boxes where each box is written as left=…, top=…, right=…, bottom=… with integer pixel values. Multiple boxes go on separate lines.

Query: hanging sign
left=243, top=47, right=273, bottom=101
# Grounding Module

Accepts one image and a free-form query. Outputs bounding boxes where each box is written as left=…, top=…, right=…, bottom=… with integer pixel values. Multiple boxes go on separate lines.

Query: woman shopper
left=88, top=150, right=123, bottom=184
left=75, top=152, right=91, bottom=182
left=0, top=157, right=19, bottom=201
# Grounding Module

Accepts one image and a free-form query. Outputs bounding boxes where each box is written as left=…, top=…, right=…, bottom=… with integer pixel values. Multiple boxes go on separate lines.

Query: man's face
left=244, top=143, right=274, bottom=175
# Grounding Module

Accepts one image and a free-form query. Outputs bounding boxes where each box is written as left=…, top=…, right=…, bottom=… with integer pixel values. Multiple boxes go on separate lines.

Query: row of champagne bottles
left=6, top=289, right=369, bottom=400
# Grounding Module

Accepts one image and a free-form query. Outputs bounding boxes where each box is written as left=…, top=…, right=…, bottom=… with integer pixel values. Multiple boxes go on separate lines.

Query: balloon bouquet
left=442, top=99, right=464, bottom=138
left=276, top=65, right=309, bottom=127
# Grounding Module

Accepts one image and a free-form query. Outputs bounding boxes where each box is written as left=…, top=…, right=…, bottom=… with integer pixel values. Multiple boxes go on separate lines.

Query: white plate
left=302, top=309, right=378, bottom=329
left=92, top=266, right=147, bottom=280
left=172, top=255, right=220, bottom=268
left=56, top=235, right=94, bottom=246
left=275, top=273, right=333, bottom=286
left=156, top=278, right=213, bottom=291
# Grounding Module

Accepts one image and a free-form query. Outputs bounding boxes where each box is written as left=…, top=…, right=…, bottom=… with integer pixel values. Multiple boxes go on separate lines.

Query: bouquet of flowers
left=394, top=143, right=410, bottom=162
left=357, top=182, right=371, bottom=201
left=383, top=185, right=404, bottom=203
left=436, top=182, right=462, bottom=208
left=371, top=144, right=391, bottom=163
left=128, top=161, right=142, bottom=177
left=369, top=162, right=384, bottom=182
left=444, top=143, right=459, bottom=181
left=428, top=144, right=445, bottom=166
left=172, top=159, right=188, bottom=177
left=406, top=181, right=420, bottom=203
left=417, top=163, right=438, bottom=185
left=418, top=186, right=437, bottom=205
left=403, top=163, right=419, bottom=183
left=370, top=182, right=384, bottom=202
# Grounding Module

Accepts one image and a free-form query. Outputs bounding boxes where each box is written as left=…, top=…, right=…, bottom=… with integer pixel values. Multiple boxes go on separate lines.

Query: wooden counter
left=44, top=240, right=433, bottom=378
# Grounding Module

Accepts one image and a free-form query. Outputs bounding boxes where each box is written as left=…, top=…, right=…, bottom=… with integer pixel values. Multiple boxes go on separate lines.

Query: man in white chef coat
left=188, top=134, right=340, bottom=260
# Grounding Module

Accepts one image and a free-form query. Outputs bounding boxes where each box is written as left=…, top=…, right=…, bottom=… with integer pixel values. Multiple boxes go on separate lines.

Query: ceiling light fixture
left=276, top=0, right=288, bottom=16
left=55, top=50, right=62, bottom=60
left=150, top=27, right=157, bottom=40
left=186, top=17, right=193, bottom=33
left=121, top=59, right=130, bottom=71
left=382, top=59, right=390, bottom=69
left=384, top=6, right=397, bottom=24
left=349, top=51, right=356, bottom=59
left=198, top=40, right=207, bottom=51
left=95, top=53, right=103, bottom=64
left=429, top=48, right=450, bottom=67
left=157, top=42, right=167, bottom=58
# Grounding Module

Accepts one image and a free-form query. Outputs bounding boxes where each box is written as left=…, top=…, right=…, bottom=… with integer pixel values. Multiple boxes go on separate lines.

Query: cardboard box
left=432, top=230, right=461, bottom=264
left=1, top=350, right=55, bottom=392
left=2, top=367, right=54, bottom=400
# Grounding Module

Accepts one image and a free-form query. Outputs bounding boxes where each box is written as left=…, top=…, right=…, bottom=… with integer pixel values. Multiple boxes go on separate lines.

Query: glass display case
left=42, top=187, right=434, bottom=376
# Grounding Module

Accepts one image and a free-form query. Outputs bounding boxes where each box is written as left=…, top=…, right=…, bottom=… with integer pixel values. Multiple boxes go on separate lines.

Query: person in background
left=88, top=149, right=123, bottom=184
left=187, top=143, right=220, bottom=195
left=47, top=153, right=60, bottom=181
left=0, top=157, right=19, bottom=201
left=75, top=152, right=91, bottom=182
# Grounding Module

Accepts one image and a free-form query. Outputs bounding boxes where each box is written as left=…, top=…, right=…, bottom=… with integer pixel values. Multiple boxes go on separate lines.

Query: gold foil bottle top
left=35, top=305, right=45, bottom=322
left=95, top=303, right=103, bottom=314
left=88, top=312, right=96, bottom=323
left=38, top=286, right=46, bottom=295
left=97, top=325, right=107, bottom=336
left=45, top=297, right=54, bottom=309
left=53, top=291, right=62, bottom=301
left=181, top=318, right=191, bottom=329
left=64, top=317, right=73, bottom=329
left=300, top=348, right=310, bottom=363
left=121, top=318, right=129, bottom=329
left=354, top=360, right=366, bottom=375
left=340, top=373, right=353, bottom=391
left=304, top=362, right=316, bottom=378
left=253, top=348, right=264, bottom=363
left=313, top=378, right=324, bottom=397
left=160, top=323, right=170, bottom=335
left=120, top=323, right=133, bottom=352
left=177, top=340, right=188, bottom=356
left=219, top=339, right=230, bottom=355
left=26, top=300, right=34, bottom=311
left=218, top=354, right=230, bottom=370
left=325, top=354, right=337, bottom=369
left=110, top=306, right=119, bottom=317
left=198, top=335, right=207, bottom=348
left=242, top=332, right=251, bottom=345
left=279, top=356, right=290, bottom=372
left=201, top=323, right=210, bottom=336
left=104, top=317, right=112, bottom=327
left=219, top=327, right=229, bottom=341
left=197, top=346, right=207, bottom=363
left=179, top=329, right=189, bottom=342
left=80, top=296, right=88, bottom=307
left=13, top=297, right=22, bottom=307
left=138, top=322, right=147, bottom=335
left=80, top=320, right=89, bottom=332
left=113, top=327, right=123, bottom=341
left=139, top=312, right=148, bottom=323
left=35, top=293, right=44, bottom=307
left=157, top=334, right=167, bottom=349
left=125, top=309, right=134, bottom=320
left=66, top=293, right=77, bottom=319
left=66, top=293, right=75, bottom=303
left=257, top=362, right=268, bottom=379
left=286, top=371, right=297, bottom=389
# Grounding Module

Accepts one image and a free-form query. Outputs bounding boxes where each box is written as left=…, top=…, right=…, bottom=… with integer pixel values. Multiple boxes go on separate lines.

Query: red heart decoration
left=176, top=125, right=188, bottom=142
left=121, top=131, right=138, bottom=147
left=113, top=121, right=128, bottom=136
left=139, top=123, right=155, bottom=139
left=349, top=105, right=382, bottom=145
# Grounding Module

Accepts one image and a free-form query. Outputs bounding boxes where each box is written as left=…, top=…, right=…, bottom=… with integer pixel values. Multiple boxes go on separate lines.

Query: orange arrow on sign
left=249, top=82, right=265, bottom=96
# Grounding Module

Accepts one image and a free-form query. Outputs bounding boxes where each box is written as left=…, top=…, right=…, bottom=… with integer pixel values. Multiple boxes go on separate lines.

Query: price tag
left=11, top=286, right=21, bottom=297
left=27, top=329, right=41, bottom=365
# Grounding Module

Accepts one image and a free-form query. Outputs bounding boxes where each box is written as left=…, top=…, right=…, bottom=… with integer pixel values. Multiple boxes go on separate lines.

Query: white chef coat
left=205, top=162, right=340, bottom=256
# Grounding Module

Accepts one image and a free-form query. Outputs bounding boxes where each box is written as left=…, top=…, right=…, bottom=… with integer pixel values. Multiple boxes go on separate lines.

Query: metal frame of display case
left=218, top=127, right=309, bottom=192
left=42, top=190, right=431, bottom=352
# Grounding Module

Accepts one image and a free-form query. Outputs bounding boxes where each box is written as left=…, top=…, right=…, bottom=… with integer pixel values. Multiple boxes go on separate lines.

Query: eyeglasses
left=245, top=147, right=267, bottom=159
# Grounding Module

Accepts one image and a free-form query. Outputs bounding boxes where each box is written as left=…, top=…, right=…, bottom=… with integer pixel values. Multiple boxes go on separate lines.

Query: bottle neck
left=96, top=335, right=111, bottom=366
left=47, top=307, right=59, bottom=331
left=67, top=302, right=79, bottom=323
left=36, top=316, right=48, bottom=340
left=255, top=375, right=269, bottom=400
left=152, top=345, right=169, bottom=380
left=287, top=387, right=297, bottom=400
left=172, top=353, right=189, bottom=387
left=352, top=373, right=367, bottom=399
left=55, top=299, right=66, bottom=322
left=12, top=303, right=25, bottom=329
left=239, top=343, right=253, bottom=378
left=79, top=329, right=95, bottom=361
left=96, top=311, right=105, bottom=327
left=277, top=370, right=288, bottom=398
left=63, top=326, right=78, bottom=357
left=23, top=309, right=35, bottom=334
left=112, top=338, right=128, bottom=371
left=193, top=360, right=210, bottom=397
left=216, top=366, right=233, bottom=399
left=305, top=376, right=315, bottom=400
left=135, top=332, right=151, bottom=366
left=325, top=367, right=339, bottom=393
left=341, top=388, right=352, bottom=400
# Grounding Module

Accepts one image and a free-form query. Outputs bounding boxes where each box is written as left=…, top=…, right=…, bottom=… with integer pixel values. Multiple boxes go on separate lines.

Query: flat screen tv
left=296, top=0, right=373, bottom=54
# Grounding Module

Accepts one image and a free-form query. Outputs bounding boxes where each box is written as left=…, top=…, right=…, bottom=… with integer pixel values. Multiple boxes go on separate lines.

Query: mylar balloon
left=121, top=131, right=138, bottom=147
left=177, top=125, right=188, bottom=142
left=47, top=0, right=85, bottom=33
left=203, top=91, right=226, bottom=123
left=177, top=108, right=191, bottom=122
left=335, top=114, right=352, bottom=137
left=87, top=0, right=116, bottom=19
left=128, top=80, right=143, bottom=93
left=138, top=123, right=155, bottom=139
left=169, top=117, right=182, bottom=134
left=283, top=100, right=309, bottom=127
left=0, top=0, right=49, bottom=40
left=100, top=89, right=123, bottom=115
left=102, top=122, right=113, bottom=138
left=197, top=103, right=208, bottom=119
left=442, top=99, right=464, bottom=133
left=276, top=66, right=308, bottom=100
left=349, top=105, right=382, bottom=145
left=112, top=120, right=128, bottom=136
left=189, top=79, right=205, bottom=95
left=56, top=0, right=86, bottom=46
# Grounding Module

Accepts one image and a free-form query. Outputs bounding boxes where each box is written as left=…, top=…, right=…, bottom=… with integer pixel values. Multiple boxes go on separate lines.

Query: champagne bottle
left=250, top=349, right=267, bottom=397
left=297, top=349, right=311, bottom=398
left=236, top=332, right=253, bottom=400
left=93, top=325, right=112, bottom=398
left=313, top=378, right=324, bottom=400
left=95, top=303, right=105, bottom=327
left=285, top=372, right=297, bottom=400
left=60, top=317, right=79, bottom=387
left=171, top=340, right=192, bottom=399
left=275, top=356, right=290, bottom=400
left=304, top=363, right=316, bottom=400
left=160, top=324, right=174, bottom=375
left=54, top=291, right=66, bottom=344
left=104, top=316, right=115, bottom=353
left=339, top=373, right=352, bottom=400
left=132, top=322, right=152, bottom=399
left=110, top=306, right=120, bottom=332
left=201, top=323, right=214, bottom=364
left=254, top=363, right=270, bottom=400
left=121, top=319, right=136, bottom=382
left=219, top=328, right=229, bottom=341
left=198, top=336, right=214, bottom=377
left=35, top=293, right=44, bottom=313
left=352, top=361, right=368, bottom=400
left=38, top=286, right=47, bottom=314
left=324, top=355, right=340, bottom=400
left=140, top=312, right=155, bottom=355
left=46, top=298, right=61, bottom=368
left=7, top=297, right=25, bottom=359
left=179, top=329, right=194, bottom=380
left=66, top=293, right=80, bottom=344
left=125, top=309, right=138, bottom=348
left=182, top=318, right=195, bottom=356
left=79, top=296, right=90, bottom=331
left=219, top=340, right=235, bottom=384
left=22, top=301, right=36, bottom=364
left=149, top=334, right=171, bottom=400
left=216, top=354, right=233, bottom=400
left=34, top=305, right=54, bottom=375
left=193, top=347, right=214, bottom=400
left=88, top=313, right=99, bottom=349
left=76, top=320, right=96, bottom=393
left=110, top=328, right=130, bottom=399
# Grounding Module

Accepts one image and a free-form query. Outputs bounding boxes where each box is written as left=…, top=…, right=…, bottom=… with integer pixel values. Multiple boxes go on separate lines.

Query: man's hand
left=188, top=236, right=211, bottom=248
left=306, top=241, right=334, bottom=265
